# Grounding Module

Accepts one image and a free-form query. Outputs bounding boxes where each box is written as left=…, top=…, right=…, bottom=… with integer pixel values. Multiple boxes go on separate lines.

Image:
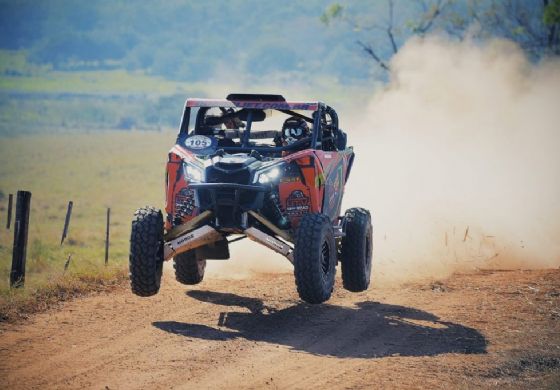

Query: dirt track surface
left=1, top=269, right=559, bottom=389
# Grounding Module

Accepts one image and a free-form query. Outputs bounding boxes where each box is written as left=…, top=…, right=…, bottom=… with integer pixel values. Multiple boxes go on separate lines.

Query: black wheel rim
left=321, top=240, right=331, bottom=274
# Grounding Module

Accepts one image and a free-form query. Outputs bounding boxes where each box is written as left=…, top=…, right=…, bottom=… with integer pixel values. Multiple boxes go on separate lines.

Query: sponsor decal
left=265, top=237, right=285, bottom=251
left=280, top=176, right=300, bottom=183
left=175, top=187, right=195, bottom=220
left=324, top=160, right=345, bottom=218
left=315, top=172, right=325, bottom=188
left=285, top=190, right=310, bottom=217
left=327, top=170, right=341, bottom=209
left=176, top=233, right=195, bottom=246
left=186, top=99, right=318, bottom=111
left=232, top=101, right=318, bottom=111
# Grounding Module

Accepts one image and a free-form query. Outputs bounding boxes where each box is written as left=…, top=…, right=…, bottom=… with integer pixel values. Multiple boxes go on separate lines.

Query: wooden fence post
left=10, top=191, right=31, bottom=288
left=60, top=201, right=73, bottom=245
left=105, top=208, right=110, bottom=265
left=6, top=193, right=13, bottom=229
left=63, top=254, right=72, bottom=274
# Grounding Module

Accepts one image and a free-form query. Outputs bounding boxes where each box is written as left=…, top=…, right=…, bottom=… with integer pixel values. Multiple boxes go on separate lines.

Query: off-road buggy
left=129, top=93, right=372, bottom=303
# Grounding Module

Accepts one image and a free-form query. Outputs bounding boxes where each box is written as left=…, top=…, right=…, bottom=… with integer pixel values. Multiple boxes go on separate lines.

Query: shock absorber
left=267, top=191, right=290, bottom=230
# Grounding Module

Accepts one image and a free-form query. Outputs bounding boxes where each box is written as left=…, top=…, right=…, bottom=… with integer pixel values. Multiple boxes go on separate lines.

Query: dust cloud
left=208, top=35, right=560, bottom=283
left=206, top=243, right=292, bottom=279
left=344, top=35, right=560, bottom=283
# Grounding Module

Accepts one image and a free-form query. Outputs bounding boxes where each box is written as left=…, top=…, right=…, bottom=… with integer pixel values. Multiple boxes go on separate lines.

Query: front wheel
left=340, top=208, right=372, bottom=292
left=293, top=213, right=337, bottom=304
left=129, top=206, right=164, bottom=297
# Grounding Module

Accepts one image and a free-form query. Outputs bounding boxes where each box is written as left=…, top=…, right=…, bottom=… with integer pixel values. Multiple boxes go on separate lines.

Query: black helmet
left=281, top=117, right=310, bottom=145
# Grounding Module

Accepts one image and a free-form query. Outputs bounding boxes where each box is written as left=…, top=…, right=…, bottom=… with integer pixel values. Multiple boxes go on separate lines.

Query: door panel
left=315, top=151, right=346, bottom=221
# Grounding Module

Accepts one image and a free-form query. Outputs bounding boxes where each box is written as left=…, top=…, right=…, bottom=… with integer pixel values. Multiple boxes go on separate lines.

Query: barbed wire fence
left=4, top=190, right=113, bottom=288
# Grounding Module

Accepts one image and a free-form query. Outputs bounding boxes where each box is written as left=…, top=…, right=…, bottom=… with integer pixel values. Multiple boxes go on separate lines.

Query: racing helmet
left=281, top=117, right=310, bottom=145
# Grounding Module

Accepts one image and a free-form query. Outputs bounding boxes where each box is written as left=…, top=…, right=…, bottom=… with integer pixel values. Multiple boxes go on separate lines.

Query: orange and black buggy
left=129, top=94, right=372, bottom=304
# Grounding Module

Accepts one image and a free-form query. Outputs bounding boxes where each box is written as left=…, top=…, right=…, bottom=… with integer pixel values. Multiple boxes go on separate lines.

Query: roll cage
left=177, top=93, right=346, bottom=155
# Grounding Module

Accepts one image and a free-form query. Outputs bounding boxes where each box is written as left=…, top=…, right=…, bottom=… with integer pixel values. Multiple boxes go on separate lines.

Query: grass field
left=0, top=131, right=177, bottom=317
left=0, top=50, right=206, bottom=134
left=0, top=50, right=195, bottom=95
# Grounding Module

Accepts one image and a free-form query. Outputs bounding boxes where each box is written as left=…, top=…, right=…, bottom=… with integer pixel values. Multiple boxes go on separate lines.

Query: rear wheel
left=340, top=208, right=372, bottom=292
left=174, top=251, right=206, bottom=285
left=293, top=213, right=336, bottom=304
left=129, top=207, right=164, bottom=297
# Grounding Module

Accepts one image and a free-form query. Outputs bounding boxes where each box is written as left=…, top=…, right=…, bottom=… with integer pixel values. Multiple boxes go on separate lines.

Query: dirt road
left=1, top=268, right=559, bottom=389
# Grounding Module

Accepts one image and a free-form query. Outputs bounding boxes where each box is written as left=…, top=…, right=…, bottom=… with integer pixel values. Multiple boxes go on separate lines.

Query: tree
left=544, top=0, right=560, bottom=53
left=464, top=0, right=560, bottom=57
left=321, top=0, right=560, bottom=74
left=321, top=0, right=453, bottom=73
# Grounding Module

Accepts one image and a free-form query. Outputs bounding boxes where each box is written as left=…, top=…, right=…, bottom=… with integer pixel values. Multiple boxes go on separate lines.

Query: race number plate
left=181, top=135, right=217, bottom=155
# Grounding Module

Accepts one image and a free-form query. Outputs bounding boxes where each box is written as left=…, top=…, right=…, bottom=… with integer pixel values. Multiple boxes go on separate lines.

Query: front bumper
left=188, top=182, right=268, bottom=228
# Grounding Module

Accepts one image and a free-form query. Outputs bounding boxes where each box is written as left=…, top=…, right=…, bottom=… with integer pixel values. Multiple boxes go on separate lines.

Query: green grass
left=0, top=69, right=194, bottom=96
left=0, top=50, right=195, bottom=96
left=0, top=50, right=210, bottom=134
left=0, top=93, right=191, bottom=134
left=0, top=131, right=176, bottom=318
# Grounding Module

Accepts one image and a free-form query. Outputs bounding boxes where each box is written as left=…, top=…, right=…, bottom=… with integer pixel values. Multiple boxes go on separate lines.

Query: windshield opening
left=186, top=106, right=318, bottom=154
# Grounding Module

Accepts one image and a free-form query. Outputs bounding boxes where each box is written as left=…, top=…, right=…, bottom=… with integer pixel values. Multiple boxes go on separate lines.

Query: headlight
left=184, top=162, right=204, bottom=182
left=254, top=164, right=284, bottom=184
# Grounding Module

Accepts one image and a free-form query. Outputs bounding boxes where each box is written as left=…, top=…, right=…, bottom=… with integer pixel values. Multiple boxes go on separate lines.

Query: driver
left=279, top=117, right=310, bottom=148
left=222, top=109, right=245, bottom=130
